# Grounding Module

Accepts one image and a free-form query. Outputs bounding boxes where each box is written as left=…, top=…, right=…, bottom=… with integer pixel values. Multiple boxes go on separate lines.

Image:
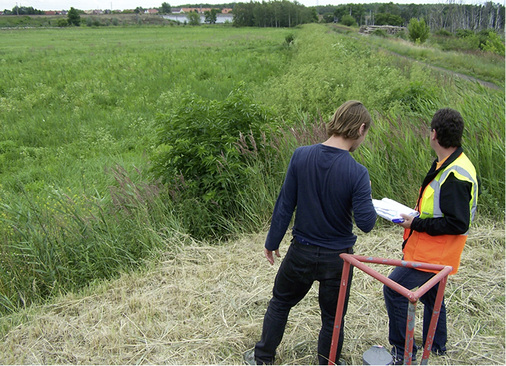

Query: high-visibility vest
left=403, top=152, right=478, bottom=275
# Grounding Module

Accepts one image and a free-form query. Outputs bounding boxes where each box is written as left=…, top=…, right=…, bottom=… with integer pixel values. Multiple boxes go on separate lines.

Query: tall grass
left=0, top=166, right=174, bottom=313
left=0, top=24, right=503, bottom=314
left=364, top=32, right=505, bottom=86
left=252, top=24, right=504, bottom=215
left=0, top=26, right=295, bottom=312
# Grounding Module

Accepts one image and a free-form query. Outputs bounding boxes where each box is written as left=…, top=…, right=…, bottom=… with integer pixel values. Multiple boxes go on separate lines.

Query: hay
left=0, top=222, right=503, bottom=365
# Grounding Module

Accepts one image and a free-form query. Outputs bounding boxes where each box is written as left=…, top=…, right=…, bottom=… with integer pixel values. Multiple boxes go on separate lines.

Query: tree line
left=233, top=1, right=504, bottom=32
left=2, top=1, right=504, bottom=33
left=233, top=0, right=317, bottom=27
left=318, top=1, right=504, bottom=32
left=2, top=5, right=44, bottom=15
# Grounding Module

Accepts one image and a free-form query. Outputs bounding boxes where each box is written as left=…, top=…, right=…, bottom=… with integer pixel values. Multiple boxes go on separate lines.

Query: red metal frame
left=328, top=254, right=452, bottom=365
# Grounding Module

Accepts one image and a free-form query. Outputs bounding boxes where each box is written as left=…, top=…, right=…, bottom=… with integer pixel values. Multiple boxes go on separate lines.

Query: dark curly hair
left=430, top=108, right=464, bottom=148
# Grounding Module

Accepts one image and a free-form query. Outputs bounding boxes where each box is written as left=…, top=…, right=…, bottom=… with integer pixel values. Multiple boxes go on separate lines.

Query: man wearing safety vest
left=383, top=108, right=479, bottom=364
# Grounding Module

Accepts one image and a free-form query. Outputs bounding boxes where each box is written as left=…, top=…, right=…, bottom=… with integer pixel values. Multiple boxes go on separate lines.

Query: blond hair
left=327, top=100, right=372, bottom=139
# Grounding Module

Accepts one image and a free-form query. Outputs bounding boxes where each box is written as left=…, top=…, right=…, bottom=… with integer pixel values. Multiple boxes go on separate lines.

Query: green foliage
left=233, top=0, right=317, bottom=27
left=0, top=166, right=170, bottom=313
left=434, top=29, right=452, bottom=37
left=151, top=87, right=279, bottom=239
left=56, top=18, right=68, bottom=27
left=160, top=2, right=171, bottom=14
left=408, top=18, right=429, bottom=44
left=285, top=32, right=295, bottom=46
left=334, top=3, right=365, bottom=25
left=0, top=26, right=292, bottom=313
left=481, top=31, right=505, bottom=56
left=204, top=9, right=219, bottom=24
left=321, top=13, right=335, bottom=23
left=86, top=16, right=101, bottom=27
left=186, top=11, right=201, bottom=26
left=456, top=29, right=474, bottom=38
left=372, top=29, right=388, bottom=37
left=434, top=28, right=505, bottom=56
left=375, top=13, right=405, bottom=26
left=388, top=80, right=439, bottom=113
left=4, top=5, right=44, bottom=15
left=67, top=7, right=81, bottom=26
left=0, top=24, right=503, bottom=316
left=340, top=14, right=357, bottom=27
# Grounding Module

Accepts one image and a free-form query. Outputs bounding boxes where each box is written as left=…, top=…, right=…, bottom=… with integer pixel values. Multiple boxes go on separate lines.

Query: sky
left=0, top=0, right=483, bottom=11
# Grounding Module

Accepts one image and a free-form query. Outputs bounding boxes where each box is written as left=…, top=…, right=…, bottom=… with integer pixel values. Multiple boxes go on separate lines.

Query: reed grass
left=0, top=24, right=503, bottom=317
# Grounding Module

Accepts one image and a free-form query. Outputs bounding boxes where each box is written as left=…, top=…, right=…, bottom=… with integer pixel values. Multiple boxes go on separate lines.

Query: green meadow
left=0, top=24, right=504, bottom=316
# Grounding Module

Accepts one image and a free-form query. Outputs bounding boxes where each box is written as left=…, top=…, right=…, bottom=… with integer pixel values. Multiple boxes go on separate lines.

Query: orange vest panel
left=403, top=229, right=467, bottom=275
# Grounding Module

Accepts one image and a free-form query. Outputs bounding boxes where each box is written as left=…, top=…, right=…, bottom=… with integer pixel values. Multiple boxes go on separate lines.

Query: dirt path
left=388, top=50, right=503, bottom=91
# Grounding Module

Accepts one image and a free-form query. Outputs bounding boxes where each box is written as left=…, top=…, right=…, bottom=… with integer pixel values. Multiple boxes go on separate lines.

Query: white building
left=162, top=13, right=233, bottom=24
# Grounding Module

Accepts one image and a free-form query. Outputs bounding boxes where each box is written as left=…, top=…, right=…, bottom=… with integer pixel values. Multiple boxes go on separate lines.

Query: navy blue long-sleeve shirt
left=265, top=143, right=377, bottom=251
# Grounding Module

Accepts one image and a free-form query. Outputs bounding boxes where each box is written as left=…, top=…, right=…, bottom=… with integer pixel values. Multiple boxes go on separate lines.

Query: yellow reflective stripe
left=421, top=154, right=478, bottom=223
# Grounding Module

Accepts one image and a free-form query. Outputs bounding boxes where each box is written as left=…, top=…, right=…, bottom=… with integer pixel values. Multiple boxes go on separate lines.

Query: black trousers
left=255, top=239, right=353, bottom=365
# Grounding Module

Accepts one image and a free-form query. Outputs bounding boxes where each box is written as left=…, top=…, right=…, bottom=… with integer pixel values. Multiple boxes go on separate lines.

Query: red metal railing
left=328, top=254, right=452, bottom=365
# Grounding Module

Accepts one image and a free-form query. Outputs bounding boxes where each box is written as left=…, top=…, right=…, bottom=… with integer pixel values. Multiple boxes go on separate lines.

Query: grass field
left=0, top=23, right=504, bottom=364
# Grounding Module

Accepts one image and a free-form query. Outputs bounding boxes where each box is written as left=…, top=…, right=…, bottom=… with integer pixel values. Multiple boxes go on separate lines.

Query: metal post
left=420, top=275, right=448, bottom=365
left=404, top=301, right=417, bottom=365
left=327, top=253, right=452, bottom=366
left=328, top=260, right=352, bottom=365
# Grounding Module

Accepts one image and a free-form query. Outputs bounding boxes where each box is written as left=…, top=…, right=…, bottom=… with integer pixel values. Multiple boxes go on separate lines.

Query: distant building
left=162, top=13, right=234, bottom=24
left=145, top=9, right=159, bottom=14
left=171, top=7, right=233, bottom=14
left=84, top=9, right=105, bottom=15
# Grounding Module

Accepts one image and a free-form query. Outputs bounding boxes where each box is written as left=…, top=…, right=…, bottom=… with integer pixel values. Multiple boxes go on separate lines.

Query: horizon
left=0, top=0, right=482, bottom=12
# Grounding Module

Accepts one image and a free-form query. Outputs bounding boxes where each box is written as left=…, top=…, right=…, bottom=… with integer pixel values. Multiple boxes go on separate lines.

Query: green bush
left=431, top=33, right=480, bottom=52
left=481, top=31, right=505, bottom=56
left=388, top=80, right=438, bottom=112
left=340, top=14, right=357, bottom=27
left=456, top=29, right=474, bottom=38
left=56, top=18, right=68, bottom=27
left=434, top=29, right=452, bottom=37
left=187, top=12, right=201, bottom=26
left=285, top=33, right=295, bottom=46
left=375, top=13, right=404, bottom=27
left=151, top=87, right=279, bottom=239
left=321, top=13, right=335, bottom=23
left=67, top=7, right=81, bottom=26
left=86, top=17, right=101, bottom=27
left=372, top=29, right=388, bottom=37
left=408, top=18, right=429, bottom=44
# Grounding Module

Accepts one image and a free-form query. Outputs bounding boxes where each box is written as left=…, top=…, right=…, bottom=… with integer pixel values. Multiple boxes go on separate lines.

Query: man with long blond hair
left=245, top=101, right=377, bottom=365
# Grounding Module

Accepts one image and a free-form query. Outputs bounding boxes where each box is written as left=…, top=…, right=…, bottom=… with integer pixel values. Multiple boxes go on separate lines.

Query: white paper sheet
left=372, top=198, right=420, bottom=223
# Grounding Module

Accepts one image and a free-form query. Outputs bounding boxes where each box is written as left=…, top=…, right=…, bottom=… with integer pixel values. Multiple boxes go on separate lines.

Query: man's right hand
left=264, top=248, right=280, bottom=265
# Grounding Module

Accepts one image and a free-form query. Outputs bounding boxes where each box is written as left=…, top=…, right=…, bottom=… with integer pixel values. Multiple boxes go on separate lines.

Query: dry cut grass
left=0, top=221, right=503, bottom=365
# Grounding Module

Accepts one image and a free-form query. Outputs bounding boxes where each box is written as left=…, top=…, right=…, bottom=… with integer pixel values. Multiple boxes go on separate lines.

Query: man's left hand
left=264, top=248, right=280, bottom=265
left=397, top=213, right=414, bottom=229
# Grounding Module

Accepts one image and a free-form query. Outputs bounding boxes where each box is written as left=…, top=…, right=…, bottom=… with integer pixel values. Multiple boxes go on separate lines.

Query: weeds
left=0, top=24, right=503, bottom=315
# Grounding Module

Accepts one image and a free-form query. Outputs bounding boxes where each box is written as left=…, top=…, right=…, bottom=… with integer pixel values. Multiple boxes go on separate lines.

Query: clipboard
left=372, top=198, right=419, bottom=223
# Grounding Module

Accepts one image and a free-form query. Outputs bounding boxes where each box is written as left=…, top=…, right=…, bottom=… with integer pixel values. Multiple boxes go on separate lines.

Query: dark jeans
left=255, top=239, right=353, bottom=365
left=383, top=266, right=447, bottom=360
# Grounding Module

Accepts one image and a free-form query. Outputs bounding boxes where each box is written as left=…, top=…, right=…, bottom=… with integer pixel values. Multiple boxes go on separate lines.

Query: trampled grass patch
left=0, top=221, right=502, bottom=364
